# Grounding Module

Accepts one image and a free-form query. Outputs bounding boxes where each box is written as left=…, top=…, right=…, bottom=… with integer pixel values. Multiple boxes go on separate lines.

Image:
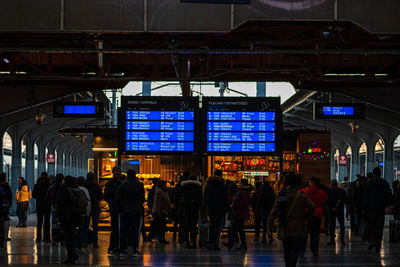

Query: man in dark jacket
left=328, top=179, right=347, bottom=245
left=0, top=173, right=12, bottom=243
left=33, top=174, right=52, bottom=243
left=362, top=167, right=393, bottom=252
left=251, top=181, right=262, bottom=242
left=179, top=175, right=203, bottom=248
left=55, top=176, right=81, bottom=264
left=104, top=166, right=122, bottom=254
left=204, top=170, right=228, bottom=250
left=115, top=169, right=145, bottom=256
left=84, top=172, right=103, bottom=248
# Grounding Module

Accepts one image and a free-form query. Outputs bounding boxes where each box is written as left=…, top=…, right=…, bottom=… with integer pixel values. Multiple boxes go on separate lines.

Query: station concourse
left=1, top=0, right=400, bottom=266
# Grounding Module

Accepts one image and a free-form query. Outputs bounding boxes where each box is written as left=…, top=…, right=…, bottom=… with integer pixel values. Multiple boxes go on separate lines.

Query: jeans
left=152, top=214, right=167, bottom=241
left=36, top=211, right=51, bottom=241
left=120, top=212, right=142, bottom=252
left=228, top=219, right=246, bottom=247
left=367, top=209, right=385, bottom=248
left=261, top=209, right=273, bottom=241
left=282, top=237, right=305, bottom=267
left=76, top=216, right=90, bottom=248
left=51, top=211, right=57, bottom=226
left=62, top=222, right=78, bottom=260
left=90, top=212, right=100, bottom=245
left=254, top=213, right=261, bottom=239
left=109, top=211, right=119, bottom=251
left=303, top=217, right=322, bottom=254
left=329, top=209, right=345, bottom=242
left=208, top=215, right=224, bottom=246
left=17, top=201, right=29, bottom=225
left=182, top=208, right=199, bottom=245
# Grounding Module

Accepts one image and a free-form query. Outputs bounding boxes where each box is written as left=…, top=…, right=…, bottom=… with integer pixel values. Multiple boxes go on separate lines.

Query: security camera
left=34, top=112, right=45, bottom=125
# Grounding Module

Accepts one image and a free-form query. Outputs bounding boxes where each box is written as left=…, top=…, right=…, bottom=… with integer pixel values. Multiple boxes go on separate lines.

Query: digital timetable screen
left=119, top=97, right=199, bottom=155
left=203, top=97, right=282, bottom=155
left=322, top=106, right=354, bottom=116
left=313, top=103, right=365, bottom=119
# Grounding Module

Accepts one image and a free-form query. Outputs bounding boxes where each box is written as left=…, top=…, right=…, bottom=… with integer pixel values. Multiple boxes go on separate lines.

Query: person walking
left=104, top=166, right=122, bottom=254
left=260, top=181, right=276, bottom=244
left=0, top=173, right=12, bottom=243
left=46, top=174, right=64, bottom=227
left=179, top=175, right=203, bottom=248
left=251, top=181, right=262, bottom=242
left=204, top=170, right=228, bottom=251
left=147, top=178, right=159, bottom=242
left=224, top=179, right=251, bottom=251
left=328, top=180, right=347, bottom=245
left=55, top=176, right=87, bottom=264
left=16, top=177, right=31, bottom=227
left=300, top=177, right=328, bottom=256
left=75, top=176, right=91, bottom=253
left=32, top=173, right=52, bottom=242
left=362, top=167, right=393, bottom=252
left=84, top=172, right=103, bottom=248
left=115, top=169, right=145, bottom=256
left=268, top=174, right=315, bottom=267
left=152, top=180, right=170, bottom=244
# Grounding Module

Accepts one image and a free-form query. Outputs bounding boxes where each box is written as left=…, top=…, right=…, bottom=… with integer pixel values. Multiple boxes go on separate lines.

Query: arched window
left=2, top=132, right=12, bottom=177
left=334, top=149, right=340, bottom=180
left=346, top=146, right=352, bottom=179
left=375, top=139, right=384, bottom=175
left=393, top=136, right=400, bottom=180
left=34, top=143, right=38, bottom=181
left=359, top=142, right=367, bottom=176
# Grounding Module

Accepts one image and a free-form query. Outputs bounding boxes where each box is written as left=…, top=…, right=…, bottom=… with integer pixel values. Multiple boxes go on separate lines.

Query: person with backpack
left=268, top=173, right=315, bottom=267
left=16, top=177, right=31, bottom=227
left=251, top=181, right=263, bottom=242
left=179, top=175, right=203, bottom=248
left=32, top=173, right=52, bottom=243
left=0, top=173, right=12, bottom=243
left=147, top=178, right=159, bottom=241
left=328, top=179, right=347, bottom=246
left=55, top=176, right=88, bottom=264
left=46, top=173, right=64, bottom=227
left=75, top=176, right=91, bottom=253
left=84, top=172, right=103, bottom=248
left=260, top=181, right=276, bottom=244
left=104, top=166, right=122, bottom=254
left=115, top=169, right=145, bottom=256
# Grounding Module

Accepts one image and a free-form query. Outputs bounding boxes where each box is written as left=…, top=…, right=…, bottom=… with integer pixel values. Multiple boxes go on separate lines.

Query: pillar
left=351, top=146, right=360, bottom=181
left=142, top=81, right=151, bottom=96
left=256, top=82, right=266, bottom=97
left=56, top=146, right=64, bottom=175
left=37, top=137, right=46, bottom=178
left=383, top=131, right=395, bottom=183
left=366, top=138, right=376, bottom=173
left=9, top=126, right=22, bottom=213
left=24, top=133, right=35, bottom=212
left=0, top=129, right=4, bottom=173
left=330, top=145, right=336, bottom=180
left=64, top=150, right=71, bottom=176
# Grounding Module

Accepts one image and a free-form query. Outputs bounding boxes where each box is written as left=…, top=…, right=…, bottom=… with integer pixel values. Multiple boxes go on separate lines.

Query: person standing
left=260, top=181, right=276, bottom=244
left=363, top=167, right=393, bottom=252
left=115, top=169, right=145, bottom=256
left=300, top=177, right=328, bottom=256
left=268, top=174, right=315, bottom=267
left=32, top=173, right=52, bottom=243
left=0, top=173, right=12, bottom=242
left=16, top=177, right=31, bottom=227
left=204, top=170, right=228, bottom=251
left=104, top=166, right=122, bottom=254
left=180, top=175, right=203, bottom=248
left=328, top=180, right=347, bottom=245
left=147, top=178, right=159, bottom=241
left=55, top=176, right=86, bottom=264
left=46, top=174, right=64, bottom=227
left=75, top=176, right=91, bottom=253
left=152, top=180, right=170, bottom=244
left=84, top=172, right=102, bottom=248
left=251, top=181, right=262, bottom=242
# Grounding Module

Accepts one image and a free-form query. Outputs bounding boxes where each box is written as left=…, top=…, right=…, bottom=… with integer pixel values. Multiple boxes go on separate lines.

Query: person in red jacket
left=300, top=177, right=328, bottom=257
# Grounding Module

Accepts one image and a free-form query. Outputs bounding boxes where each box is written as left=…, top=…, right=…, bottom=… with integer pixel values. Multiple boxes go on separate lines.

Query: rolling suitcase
left=389, top=219, right=400, bottom=243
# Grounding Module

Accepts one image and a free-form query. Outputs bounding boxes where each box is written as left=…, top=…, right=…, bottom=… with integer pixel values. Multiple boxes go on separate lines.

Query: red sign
left=338, top=155, right=348, bottom=165
left=47, top=153, right=56, bottom=164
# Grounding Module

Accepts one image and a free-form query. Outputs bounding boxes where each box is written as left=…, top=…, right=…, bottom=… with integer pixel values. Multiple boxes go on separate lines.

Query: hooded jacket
left=362, top=177, right=393, bottom=211
left=232, top=185, right=252, bottom=221
left=204, top=175, right=228, bottom=217
left=179, top=180, right=203, bottom=213
left=16, top=185, right=31, bottom=203
left=152, top=187, right=170, bottom=216
left=300, top=184, right=328, bottom=218
left=115, top=179, right=145, bottom=215
left=32, top=175, right=52, bottom=213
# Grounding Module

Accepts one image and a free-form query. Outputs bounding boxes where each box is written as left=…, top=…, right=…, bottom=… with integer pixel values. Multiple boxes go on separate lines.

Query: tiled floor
left=1, top=223, right=399, bottom=266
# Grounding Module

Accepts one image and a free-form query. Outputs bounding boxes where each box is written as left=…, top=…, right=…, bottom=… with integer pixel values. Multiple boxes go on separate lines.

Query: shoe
left=368, top=244, right=375, bottom=251
left=222, top=242, right=232, bottom=250
left=22, top=223, right=27, bottom=228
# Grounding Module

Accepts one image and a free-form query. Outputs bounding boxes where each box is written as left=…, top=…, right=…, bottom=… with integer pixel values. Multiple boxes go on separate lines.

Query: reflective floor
left=1, top=218, right=400, bottom=266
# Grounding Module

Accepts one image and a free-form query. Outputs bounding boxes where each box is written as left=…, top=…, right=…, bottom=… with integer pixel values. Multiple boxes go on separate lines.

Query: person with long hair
left=16, top=177, right=31, bottom=227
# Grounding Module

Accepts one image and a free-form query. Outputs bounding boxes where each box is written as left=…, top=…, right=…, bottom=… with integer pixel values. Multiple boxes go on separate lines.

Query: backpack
left=67, top=187, right=88, bottom=217
left=0, top=186, right=10, bottom=215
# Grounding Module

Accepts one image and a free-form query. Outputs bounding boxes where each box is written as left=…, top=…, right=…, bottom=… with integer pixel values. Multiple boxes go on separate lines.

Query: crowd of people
left=0, top=166, right=398, bottom=266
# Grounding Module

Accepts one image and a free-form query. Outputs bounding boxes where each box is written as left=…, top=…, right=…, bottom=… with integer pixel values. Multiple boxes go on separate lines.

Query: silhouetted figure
left=32, top=173, right=52, bottom=242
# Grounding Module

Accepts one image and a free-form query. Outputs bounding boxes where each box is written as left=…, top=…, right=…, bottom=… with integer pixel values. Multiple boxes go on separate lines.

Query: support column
left=9, top=126, right=22, bottom=213
left=142, top=81, right=151, bottom=96
left=351, top=146, right=360, bottom=181
left=330, top=145, right=336, bottom=180
left=24, top=133, right=35, bottom=212
left=56, top=146, right=64, bottom=175
left=366, top=138, right=376, bottom=173
left=256, top=82, right=266, bottom=97
left=0, top=129, right=4, bottom=173
left=37, top=138, right=46, bottom=178
left=383, top=131, right=395, bottom=183
left=64, top=150, right=71, bottom=176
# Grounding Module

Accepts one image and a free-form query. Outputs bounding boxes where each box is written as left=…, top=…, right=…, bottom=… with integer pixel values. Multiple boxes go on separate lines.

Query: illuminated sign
left=313, top=103, right=365, bottom=119
left=53, top=102, right=104, bottom=118
left=298, top=142, right=329, bottom=160
left=203, top=97, right=282, bottom=155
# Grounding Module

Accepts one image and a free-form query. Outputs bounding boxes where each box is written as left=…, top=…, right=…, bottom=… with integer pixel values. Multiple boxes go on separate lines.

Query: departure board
left=203, top=97, right=282, bottom=155
left=322, top=106, right=354, bottom=116
left=119, top=97, right=199, bottom=155
left=313, top=103, right=365, bottom=119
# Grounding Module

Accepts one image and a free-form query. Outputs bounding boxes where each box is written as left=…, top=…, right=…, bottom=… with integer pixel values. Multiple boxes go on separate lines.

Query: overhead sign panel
left=203, top=97, right=282, bottom=155
left=313, top=103, right=365, bottom=119
left=53, top=102, right=104, bottom=118
left=119, top=96, right=199, bottom=155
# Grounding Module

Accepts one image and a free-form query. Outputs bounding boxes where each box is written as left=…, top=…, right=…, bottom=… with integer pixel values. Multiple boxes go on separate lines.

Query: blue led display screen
left=126, top=111, right=194, bottom=121
left=207, top=132, right=275, bottom=142
left=322, top=106, right=354, bottom=116
left=207, top=112, right=275, bottom=121
left=126, top=131, right=194, bottom=141
left=126, top=121, right=194, bottom=131
left=126, top=142, right=194, bottom=152
left=207, top=122, right=275, bottom=132
left=207, top=142, right=275, bottom=152
left=64, top=105, right=96, bottom=114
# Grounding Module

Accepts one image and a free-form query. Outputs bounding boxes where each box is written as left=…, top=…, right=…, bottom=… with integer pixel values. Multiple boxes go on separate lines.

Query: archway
left=34, top=143, right=38, bottom=181
left=359, top=142, right=367, bottom=176
left=375, top=139, right=384, bottom=175
left=2, top=132, right=12, bottom=179
left=346, top=146, right=352, bottom=178
left=393, top=135, right=400, bottom=180
left=334, top=148, right=339, bottom=180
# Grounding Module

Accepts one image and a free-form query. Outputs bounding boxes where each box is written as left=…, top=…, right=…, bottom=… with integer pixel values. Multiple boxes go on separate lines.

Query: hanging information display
left=119, top=97, right=199, bottom=155
left=203, top=97, right=282, bottom=155
left=313, top=103, right=365, bottom=119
